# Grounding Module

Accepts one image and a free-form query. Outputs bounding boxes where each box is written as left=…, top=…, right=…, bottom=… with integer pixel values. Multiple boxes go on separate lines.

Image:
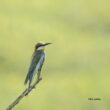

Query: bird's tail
left=24, top=74, right=29, bottom=85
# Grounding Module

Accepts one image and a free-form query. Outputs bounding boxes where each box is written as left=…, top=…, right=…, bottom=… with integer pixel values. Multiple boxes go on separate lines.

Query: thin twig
left=6, top=78, right=42, bottom=110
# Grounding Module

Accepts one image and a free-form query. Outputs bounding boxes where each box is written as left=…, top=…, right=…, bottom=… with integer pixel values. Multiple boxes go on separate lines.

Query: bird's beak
left=43, top=43, right=52, bottom=46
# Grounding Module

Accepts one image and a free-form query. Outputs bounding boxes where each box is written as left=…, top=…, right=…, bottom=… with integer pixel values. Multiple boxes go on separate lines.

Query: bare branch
left=6, top=78, right=42, bottom=110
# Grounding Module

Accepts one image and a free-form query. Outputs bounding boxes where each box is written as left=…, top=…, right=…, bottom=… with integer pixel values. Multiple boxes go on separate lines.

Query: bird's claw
left=37, top=77, right=42, bottom=81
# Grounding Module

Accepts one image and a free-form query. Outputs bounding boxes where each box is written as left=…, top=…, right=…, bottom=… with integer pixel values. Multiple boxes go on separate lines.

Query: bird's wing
left=24, top=51, right=41, bottom=84
left=29, top=51, right=42, bottom=74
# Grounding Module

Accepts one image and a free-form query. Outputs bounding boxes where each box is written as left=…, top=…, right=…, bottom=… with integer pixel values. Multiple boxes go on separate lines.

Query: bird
left=24, top=41, right=51, bottom=88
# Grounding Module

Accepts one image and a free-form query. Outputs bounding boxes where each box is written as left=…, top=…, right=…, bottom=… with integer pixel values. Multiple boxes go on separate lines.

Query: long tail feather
left=24, top=74, right=29, bottom=85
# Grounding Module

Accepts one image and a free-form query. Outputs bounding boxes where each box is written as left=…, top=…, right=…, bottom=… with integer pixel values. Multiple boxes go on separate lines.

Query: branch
left=6, top=78, right=42, bottom=110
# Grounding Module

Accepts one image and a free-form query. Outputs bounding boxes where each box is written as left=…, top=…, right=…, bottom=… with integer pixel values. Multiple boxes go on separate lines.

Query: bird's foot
left=37, top=77, right=42, bottom=81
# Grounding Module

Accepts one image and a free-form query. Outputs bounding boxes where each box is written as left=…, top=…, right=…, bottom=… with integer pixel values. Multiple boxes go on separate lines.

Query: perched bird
left=24, top=41, right=51, bottom=87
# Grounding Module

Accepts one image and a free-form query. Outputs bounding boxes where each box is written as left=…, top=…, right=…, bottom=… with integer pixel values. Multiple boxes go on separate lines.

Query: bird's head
left=35, top=41, right=52, bottom=50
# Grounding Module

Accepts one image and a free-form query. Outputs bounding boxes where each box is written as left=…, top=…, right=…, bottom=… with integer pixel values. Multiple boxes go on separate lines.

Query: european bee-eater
left=24, top=41, right=51, bottom=87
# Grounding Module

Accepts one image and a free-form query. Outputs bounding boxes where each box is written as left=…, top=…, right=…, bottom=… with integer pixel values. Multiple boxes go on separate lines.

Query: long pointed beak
left=43, top=43, right=52, bottom=46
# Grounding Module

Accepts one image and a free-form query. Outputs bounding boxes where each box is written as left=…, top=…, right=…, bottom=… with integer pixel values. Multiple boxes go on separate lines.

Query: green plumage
left=24, top=50, right=45, bottom=87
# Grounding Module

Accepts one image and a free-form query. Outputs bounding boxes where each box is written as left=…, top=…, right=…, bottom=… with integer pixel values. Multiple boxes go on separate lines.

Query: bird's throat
left=37, top=46, right=45, bottom=50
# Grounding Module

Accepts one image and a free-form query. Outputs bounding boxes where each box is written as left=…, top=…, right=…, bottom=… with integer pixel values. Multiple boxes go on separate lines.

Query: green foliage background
left=0, top=0, right=110, bottom=110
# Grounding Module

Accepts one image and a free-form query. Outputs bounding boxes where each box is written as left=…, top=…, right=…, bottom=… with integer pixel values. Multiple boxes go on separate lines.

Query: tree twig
left=6, top=78, right=42, bottom=110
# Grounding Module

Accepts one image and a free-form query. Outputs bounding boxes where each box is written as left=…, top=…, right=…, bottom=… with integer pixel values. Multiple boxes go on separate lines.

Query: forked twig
left=6, top=78, right=42, bottom=110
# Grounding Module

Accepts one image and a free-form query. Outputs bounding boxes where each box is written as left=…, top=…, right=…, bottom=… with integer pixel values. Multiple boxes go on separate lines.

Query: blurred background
left=0, top=0, right=110, bottom=110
